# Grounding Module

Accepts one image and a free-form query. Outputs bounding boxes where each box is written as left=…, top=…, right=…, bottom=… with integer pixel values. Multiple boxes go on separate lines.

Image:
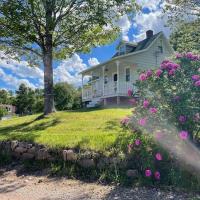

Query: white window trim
left=125, top=67, right=130, bottom=82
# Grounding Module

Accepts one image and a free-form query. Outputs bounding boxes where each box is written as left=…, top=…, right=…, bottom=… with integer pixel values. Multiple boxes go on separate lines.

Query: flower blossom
left=155, top=69, right=163, bottom=77
left=154, top=171, right=160, bottom=180
left=149, top=107, right=157, bottom=114
left=143, top=100, right=150, bottom=108
left=185, top=52, right=200, bottom=61
left=168, top=69, right=176, bottom=76
left=145, top=169, right=152, bottom=177
left=120, top=117, right=130, bottom=126
left=135, top=139, right=141, bottom=146
left=194, top=80, right=200, bottom=87
left=129, top=98, right=137, bottom=105
left=146, top=69, right=153, bottom=77
left=192, top=75, right=200, bottom=81
left=179, top=115, right=187, bottom=123
left=139, top=73, right=147, bottom=81
left=155, top=153, right=162, bottom=161
left=179, top=130, right=188, bottom=140
left=138, top=118, right=147, bottom=126
left=128, top=89, right=133, bottom=96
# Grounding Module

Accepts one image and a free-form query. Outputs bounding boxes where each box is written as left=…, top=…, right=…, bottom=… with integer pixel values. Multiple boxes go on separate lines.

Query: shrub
left=122, top=52, right=200, bottom=189
left=0, top=107, right=7, bottom=120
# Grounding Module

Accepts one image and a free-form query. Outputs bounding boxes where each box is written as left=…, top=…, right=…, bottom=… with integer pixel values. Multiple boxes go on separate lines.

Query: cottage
left=0, top=104, right=16, bottom=114
left=80, top=30, right=173, bottom=107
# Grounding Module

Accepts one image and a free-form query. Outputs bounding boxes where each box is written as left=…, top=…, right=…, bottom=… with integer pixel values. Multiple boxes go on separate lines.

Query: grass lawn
left=0, top=108, right=132, bottom=153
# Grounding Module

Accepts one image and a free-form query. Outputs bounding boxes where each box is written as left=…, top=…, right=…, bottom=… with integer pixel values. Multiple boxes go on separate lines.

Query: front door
left=113, top=73, right=118, bottom=94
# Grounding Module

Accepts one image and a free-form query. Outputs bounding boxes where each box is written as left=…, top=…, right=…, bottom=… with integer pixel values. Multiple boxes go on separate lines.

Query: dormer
left=116, top=41, right=138, bottom=56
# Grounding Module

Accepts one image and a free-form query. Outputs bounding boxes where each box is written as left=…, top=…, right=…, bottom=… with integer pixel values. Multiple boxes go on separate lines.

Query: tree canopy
left=0, top=0, right=137, bottom=115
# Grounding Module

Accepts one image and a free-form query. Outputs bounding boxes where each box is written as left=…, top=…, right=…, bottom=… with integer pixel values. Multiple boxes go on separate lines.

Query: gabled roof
left=112, top=32, right=161, bottom=58
left=80, top=31, right=173, bottom=74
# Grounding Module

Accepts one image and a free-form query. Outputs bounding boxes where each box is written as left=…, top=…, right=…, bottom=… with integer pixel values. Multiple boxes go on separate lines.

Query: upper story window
left=119, top=45, right=126, bottom=55
left=158, top=39, right=163, bottom=53
left=125, top=68, right=130, bottom=82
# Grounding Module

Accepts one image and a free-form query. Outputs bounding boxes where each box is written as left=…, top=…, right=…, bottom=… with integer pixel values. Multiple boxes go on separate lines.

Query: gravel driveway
left=0, top=167, right=199, bottom=200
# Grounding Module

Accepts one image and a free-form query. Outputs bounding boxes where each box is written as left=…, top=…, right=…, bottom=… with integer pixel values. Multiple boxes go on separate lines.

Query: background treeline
left=0, top=82, right=82, bottom=115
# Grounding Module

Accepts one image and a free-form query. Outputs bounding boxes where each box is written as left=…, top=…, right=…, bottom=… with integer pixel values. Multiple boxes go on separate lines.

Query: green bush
left=0, top=107, right=7, bottom=120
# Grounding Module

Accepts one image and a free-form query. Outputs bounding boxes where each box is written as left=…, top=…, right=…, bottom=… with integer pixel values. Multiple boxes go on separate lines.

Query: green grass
left=0, top=108, right=132, bottom=153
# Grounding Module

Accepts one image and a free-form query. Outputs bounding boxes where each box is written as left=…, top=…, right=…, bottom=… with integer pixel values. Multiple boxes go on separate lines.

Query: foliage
left=0, top=89, right=14, bottom=105
left=121, top=52, right=200, bottom=189
left=164, top=0, right=200, bottom=26
left=54, top=82, right=82, bottom=110
left=15, top=84, right=44, bottom=115
left=170, top=20, right=200, bottom=53
left=0, top=107, right=7, bottom=119
left=0, top=0, right=137, bottom=115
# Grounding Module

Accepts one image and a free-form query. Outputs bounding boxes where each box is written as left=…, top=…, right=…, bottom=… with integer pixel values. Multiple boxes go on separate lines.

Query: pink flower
left=139, top=73, right=147, bottom=81
left=155, top=69, right=163, bottom=77
left=138, top=118, right=147, bottom=126
left=143, top=100, right=150, bottom=108
left=155, top=131, right=163, bottom=140
left=149, top=107, right=157, bottom=114
left=168, top=69, right=176, bottom=76
left=129, top=98, right=137, bottom=105
left=179, top=130, right=188, bottom=140
left=146, top=69, right=153, bottom=77
left=154, top=171, right=160, bottom=180
left=192, top=75, right=200, bottom=81
left=179, top=115, right=187, bottom=123
left=155, top=153, right=162, bottom=161
left=145, top=169, right=152, bottom=177
left=176, top=53, right=183, bottom=59
left=135, top=139, right=141, bottom=146
left=194, top=80, right=200, bottom=87
left=120, top=117, right=130, bottom=125
left=128, top=89, right=133, bottom=96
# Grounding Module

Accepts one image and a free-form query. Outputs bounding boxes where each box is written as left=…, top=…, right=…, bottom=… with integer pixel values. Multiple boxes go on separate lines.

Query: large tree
left=0, top=0, right=137, bottom=115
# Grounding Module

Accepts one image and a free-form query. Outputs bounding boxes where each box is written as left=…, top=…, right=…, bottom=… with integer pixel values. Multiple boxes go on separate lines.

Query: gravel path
left=0, top=167, right=199, bottom=200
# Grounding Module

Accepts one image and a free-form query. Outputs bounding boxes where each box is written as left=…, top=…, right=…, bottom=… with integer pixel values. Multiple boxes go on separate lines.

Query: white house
left=80, top=30, right=174, bottom=107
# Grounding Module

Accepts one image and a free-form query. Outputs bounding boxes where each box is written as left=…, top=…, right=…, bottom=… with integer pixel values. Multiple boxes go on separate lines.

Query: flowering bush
left=130, top=52, right=200, bottom=142
left=123, top=52, right=200, bottom=187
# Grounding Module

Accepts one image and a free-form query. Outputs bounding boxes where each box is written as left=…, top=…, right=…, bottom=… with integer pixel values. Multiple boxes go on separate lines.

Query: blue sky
left=0, top=0, right=170, bottom=91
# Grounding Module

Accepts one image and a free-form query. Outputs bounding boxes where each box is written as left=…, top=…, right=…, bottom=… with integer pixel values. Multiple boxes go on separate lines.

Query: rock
left=79, top=159, right=95, bottom=168
left=36, top=148, right=50, bottom=160
left=63, top=150, right=77, bottom=161
left=11, top=140, right=18, bottom=151
left=27, top=147, right=36, bottom=154
left=14, top=146, right=27, bottom=154
left=126, top=169, right=139, bottom=178
left=22, top=153, right=35, bottom=159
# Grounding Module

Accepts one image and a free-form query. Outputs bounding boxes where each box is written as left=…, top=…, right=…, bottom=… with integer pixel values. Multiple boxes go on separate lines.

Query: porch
left=81, top=60, right=137, bottom=103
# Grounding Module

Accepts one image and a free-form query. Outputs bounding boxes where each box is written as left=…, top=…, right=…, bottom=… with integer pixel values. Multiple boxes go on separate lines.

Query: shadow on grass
left=0, top=115, right=61, bottom=142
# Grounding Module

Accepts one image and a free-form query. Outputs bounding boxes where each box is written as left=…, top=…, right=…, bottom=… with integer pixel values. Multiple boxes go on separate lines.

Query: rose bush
left=121, top=52, right=200, bottom=188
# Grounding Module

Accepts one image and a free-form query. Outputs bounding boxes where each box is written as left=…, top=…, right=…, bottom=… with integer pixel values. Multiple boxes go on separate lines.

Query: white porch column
left=81, top=74, right=84, bottom=100
left=116, top=61, right=120, bottom=94
left=102, top=66, right=105, bottom=96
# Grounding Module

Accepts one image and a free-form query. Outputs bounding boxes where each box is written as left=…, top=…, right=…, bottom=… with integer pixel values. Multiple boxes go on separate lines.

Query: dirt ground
left=0, top=165, right=199, bottom=200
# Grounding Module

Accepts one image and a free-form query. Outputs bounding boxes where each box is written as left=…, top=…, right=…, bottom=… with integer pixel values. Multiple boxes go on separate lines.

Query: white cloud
left=0, top=51, right=43, bottom=89
left=133, top=10, right=170, bottom=42
left=88, top=58, right=100, bottom=67
left=136, top=0, right=163, bottom=11
left=54, top=54, right=87, bottom=86
left=0, top=67, right=36, bottom=89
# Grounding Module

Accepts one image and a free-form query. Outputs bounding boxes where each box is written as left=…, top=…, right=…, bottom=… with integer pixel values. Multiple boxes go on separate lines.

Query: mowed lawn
left=0, top=108, right=132, bottom=153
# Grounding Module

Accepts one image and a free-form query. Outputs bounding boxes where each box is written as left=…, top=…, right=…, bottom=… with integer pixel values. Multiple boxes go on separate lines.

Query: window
left=113, top=73, right=118, bottom=82
left=104, top=75, right=108, bottom=84
left=119, top=45, right=126, bottom=55
left=126, top=68, right=130, bottom=82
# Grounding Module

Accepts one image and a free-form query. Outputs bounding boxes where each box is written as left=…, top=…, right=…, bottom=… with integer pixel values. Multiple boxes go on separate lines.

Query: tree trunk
left=43, top=47, right=54, bottom=115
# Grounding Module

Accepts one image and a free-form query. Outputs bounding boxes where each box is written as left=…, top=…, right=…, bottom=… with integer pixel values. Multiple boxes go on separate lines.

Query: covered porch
left=81, top=59, right=137, bottom=105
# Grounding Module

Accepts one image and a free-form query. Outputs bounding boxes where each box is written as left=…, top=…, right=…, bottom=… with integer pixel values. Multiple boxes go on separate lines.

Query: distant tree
left=72, top=87, right=82, bottom=109
left=0, top=89, right=14, bottom=105
left=0, top=107, right=7, bottom=120
left=54, top=82, right=75, bottom=110
left=170, top=20, right=200, bottom=53
left=0, top=0, right=137, bottom=115
left=15, top=84, right=35, bottom=115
